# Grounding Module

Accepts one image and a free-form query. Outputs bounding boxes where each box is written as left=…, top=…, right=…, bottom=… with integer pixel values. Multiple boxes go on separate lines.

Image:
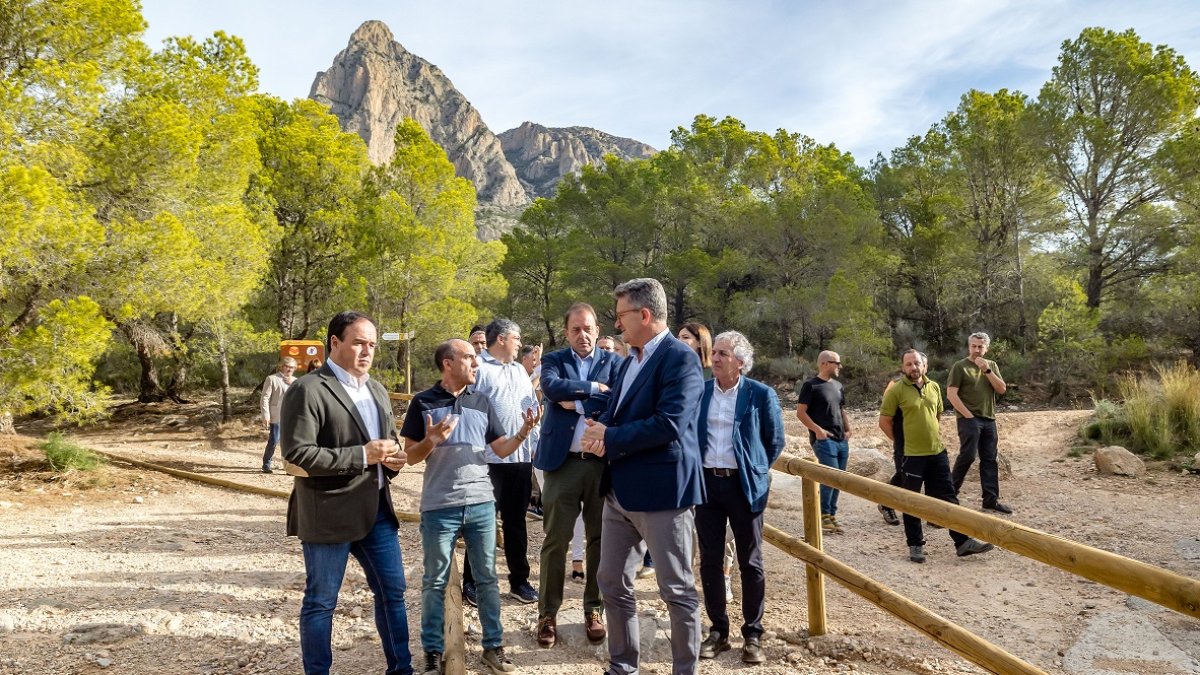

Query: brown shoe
left=585, top=609, right=606, bottom=644
left=537, top=615, right=556, bottom=648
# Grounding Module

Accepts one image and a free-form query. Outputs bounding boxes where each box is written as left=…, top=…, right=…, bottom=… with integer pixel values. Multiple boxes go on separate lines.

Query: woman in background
left=678, top=322, right=713, bottom=379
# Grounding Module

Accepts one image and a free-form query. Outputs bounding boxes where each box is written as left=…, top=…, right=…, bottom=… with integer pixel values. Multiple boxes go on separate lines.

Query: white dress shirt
left=704, top=376, right=741, bottom=469
left=476, top=349, right=538, bottom=463
left=326, top=358, right=385, bottom=488
left=569, top=348, right=602, bottom=454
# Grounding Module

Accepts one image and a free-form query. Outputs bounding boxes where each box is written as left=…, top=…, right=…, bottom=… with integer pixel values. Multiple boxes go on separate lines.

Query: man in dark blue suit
left=582, top=278, right=705, bottom=675
left=695, top=331, right=784, bottom=665
left=533, top=302, right=623, bottom=648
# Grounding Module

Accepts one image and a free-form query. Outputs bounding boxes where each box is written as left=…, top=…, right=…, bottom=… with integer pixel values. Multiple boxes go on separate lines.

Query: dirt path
left=2, top=400, right=1199, bottom=674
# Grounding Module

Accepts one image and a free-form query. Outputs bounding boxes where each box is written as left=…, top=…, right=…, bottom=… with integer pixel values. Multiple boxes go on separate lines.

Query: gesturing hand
left=425, top=413, right=459, bottom=447
left=521, top=405, right=544, bottom=432
left=365, top=439, right=399, bottom=464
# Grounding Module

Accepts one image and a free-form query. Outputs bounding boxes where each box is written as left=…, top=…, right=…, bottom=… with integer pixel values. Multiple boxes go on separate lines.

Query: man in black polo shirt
left=796, top=350, right=852, bottom=534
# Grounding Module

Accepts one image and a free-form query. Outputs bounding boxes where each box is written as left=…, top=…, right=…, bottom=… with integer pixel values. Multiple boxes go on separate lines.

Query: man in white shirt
left=461, top=318, right=541, bottom=605
left=695, top=332, right=785, bottom=665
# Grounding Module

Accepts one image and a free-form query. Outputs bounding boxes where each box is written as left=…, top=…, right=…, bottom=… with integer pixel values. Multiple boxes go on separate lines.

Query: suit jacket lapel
left=320, top=371, right=372, bottom=441
left=563, top=351, right=580, bottom=380
left=698, top=379, right=715, bottom=457
left=734, top=379, right=752, bottom=424
left=615, top=340, right=669, bottom=415
left=369, top=381, right=393, bottom=438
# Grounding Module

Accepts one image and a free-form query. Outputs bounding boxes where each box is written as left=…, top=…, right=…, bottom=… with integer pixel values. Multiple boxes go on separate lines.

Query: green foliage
left=1087, top=363, right=1200, bottom=459
left=40, top=432, right=105, bottom=472
left=0, top=297, right=113, bottom=423
left=1036, top=278, right=1102, bottom=400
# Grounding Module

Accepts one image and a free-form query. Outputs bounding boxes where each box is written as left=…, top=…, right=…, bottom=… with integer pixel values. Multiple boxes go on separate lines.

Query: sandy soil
left=2, top=395, right=1199, bottom=675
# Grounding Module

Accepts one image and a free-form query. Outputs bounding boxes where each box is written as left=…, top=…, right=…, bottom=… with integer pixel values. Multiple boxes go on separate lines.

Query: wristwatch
left=983, top=368, right=992, bottom=374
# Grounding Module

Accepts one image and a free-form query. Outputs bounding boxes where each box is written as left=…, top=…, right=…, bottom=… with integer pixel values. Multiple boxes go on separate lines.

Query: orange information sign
left=280, top=340, right=325, bottom=373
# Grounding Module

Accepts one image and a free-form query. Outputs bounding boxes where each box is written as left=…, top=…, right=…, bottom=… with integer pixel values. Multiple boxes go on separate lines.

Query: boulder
left=847, top=447, right=894, bottom=482
left=1094, top=446, right=1145, bottom=477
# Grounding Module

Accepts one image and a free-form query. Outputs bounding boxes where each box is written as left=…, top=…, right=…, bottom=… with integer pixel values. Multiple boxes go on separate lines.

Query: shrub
left=40, top=433, right=104, bottom=472
left=1092, top=362, right=1200, bottom=460
left=1157, top=361, right=1200, bottom=450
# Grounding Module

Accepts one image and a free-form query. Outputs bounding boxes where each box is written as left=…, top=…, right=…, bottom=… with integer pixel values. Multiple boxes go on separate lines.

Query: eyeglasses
left=823, top=361, right=842, bottom=366
left=615, top=308, right=643, bottom=321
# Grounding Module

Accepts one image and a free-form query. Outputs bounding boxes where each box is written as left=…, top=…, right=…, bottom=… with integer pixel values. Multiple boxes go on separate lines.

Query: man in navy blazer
left=533, top=302, right=623, bottom=648
left=582, top=278, right=705, bottom=675
left=695, top=331, right=784, bottom=665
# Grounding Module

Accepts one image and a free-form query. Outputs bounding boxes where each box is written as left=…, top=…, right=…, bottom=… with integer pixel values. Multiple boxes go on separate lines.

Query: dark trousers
left=538, top=453, right=605, bottom=617
left=950, top=417, right=1000, bottom=504
left=262, top=422, right=280, bottom=467
left=463, top=462, right=532, bottom=588
left=900, top=452, right=968, bottom=548
left=695, top=472, right=765, bottom=639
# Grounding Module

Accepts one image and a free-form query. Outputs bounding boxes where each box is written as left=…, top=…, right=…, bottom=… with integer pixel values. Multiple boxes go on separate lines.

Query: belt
left=705, top=467, right=738, bottom=477
left=568, top=452, right=602, bottom=461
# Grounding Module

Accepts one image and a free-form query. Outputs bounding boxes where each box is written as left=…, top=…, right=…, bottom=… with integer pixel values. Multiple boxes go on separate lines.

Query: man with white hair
left=695, top=331, right=784, bottom=664
left=947, top=332, right=1012, bottom=514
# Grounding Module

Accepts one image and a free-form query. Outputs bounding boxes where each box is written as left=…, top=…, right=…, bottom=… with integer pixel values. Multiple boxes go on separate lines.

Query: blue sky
left=141, top=0, right=1200, bottom=164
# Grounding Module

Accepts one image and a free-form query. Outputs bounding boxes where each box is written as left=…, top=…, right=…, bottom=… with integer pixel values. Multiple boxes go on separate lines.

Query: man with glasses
left=259, top=356, right=297, bottom=473
left=796, top=351, right=852, bottom=533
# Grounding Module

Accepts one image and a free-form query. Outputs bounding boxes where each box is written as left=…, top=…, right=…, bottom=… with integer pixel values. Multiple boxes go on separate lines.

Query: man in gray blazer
left=281, top=311, right=412, bottom=675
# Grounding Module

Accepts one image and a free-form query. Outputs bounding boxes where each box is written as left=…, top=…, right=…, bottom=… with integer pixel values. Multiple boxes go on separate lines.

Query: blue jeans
left=420, top=501, right=503, bottom=652
left=262, top=422, right=280, bottom=466
left=813, top=438, right=850, bottom=516
left=300, top=500, right=412, bottom=675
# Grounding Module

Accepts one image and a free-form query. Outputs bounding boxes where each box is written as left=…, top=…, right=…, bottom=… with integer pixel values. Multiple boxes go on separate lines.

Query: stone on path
left=1093, top=446, right=1145, bottom=477
left=1063, top=611, right=1200, bottom=674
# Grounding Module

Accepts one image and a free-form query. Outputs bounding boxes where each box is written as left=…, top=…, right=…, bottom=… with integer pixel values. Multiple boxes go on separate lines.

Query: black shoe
left=423, top=650, right=443, bottom=674
left=956, top=538, right=995, bottom=557
left=699, top=629, right=731, bottom=659
left=878, top=504, right=899, bottom=526
left=571, top=569, right=585, bottom=582
left=462, top=581, right=478, bottom=607
left=526, top=504, right=543, bottom=520
left=509, top=581, right=538, bottom=604
left=908, top=545, right=926, bottom=563
left=983, top=501, right=1013, bottom=514
left=261, top=465, right=273, bottom=474
left=742, top=636, right=766, bottom=664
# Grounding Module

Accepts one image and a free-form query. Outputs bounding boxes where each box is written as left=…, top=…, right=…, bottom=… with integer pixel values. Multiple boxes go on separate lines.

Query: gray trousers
left=596, top=495, right=700, bottom=675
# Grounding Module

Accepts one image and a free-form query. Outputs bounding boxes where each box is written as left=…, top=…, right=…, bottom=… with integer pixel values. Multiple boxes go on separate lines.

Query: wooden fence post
left=443, top=553, right=466, bottom=675
left=800, top=456, right=827, bottom=637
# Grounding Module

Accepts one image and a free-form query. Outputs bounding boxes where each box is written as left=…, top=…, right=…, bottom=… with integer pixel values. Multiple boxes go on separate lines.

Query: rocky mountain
left=310, top=20, right=657, bottom=237
left=309, top=21, right=528, bottom=214
left=498, top=122, right=657, bottom=199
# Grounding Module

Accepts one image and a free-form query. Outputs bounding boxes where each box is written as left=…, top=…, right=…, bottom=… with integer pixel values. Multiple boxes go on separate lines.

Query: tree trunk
left=1014, top=223, right=1028, bottom=354
left=164, top=316, right=192, bottom=404
left=218, top=332, right=232, bottom=423
left=0, top=411, right=14, bottom=435
left=119, top=322, right=169, bottom=403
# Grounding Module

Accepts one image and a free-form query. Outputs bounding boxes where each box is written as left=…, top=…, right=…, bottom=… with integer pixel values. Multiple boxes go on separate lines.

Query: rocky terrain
left=2, top=402, right=1199, bottom=674
left=310, top=20, right=657, bottom=238
left=499, top=122, right=657, bottom=199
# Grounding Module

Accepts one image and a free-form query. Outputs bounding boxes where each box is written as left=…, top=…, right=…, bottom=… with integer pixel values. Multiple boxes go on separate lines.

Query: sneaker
left=724, top=574, right=733, bottom=602
left=821, top=514, right=836, bottom=534
left=742, top=636, right=766, bottom=664
left=261, top=464, right=273, bottom=474
left=423, top=650, right=443, bottom=674
left=481, top=646, right=516, bottom=674
left=829, top=515, right=845, bottom=533
left=909, top=545, right=926, bottom=563
left=509, top=581, right=538, bottom=604
left=955, top=538, right=995, bottom=557
left=571, top=569, right=585, bottom=583
left=878, top=504, right=900, bottom=526
left=983, top=501, right=1013, bottom=514
left=462, top=581, right=478, bottom=608
left=526, top=504, right=543, bottom=520
left=636, top=565, right=655, bottom=579
left=699, top=629, right=731, bottom=659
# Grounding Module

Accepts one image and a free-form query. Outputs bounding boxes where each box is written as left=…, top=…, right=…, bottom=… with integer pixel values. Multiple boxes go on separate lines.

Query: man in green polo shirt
left=947, top=332, right=1012, bottom=514
left=879, top=349, right=993, bottom=564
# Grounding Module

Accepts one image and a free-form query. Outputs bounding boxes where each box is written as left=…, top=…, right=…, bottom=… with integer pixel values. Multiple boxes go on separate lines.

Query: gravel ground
left=2, top=397, right=1199, bottom=674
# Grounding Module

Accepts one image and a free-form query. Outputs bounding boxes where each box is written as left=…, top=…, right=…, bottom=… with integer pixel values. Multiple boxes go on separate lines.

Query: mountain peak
left=349, top=20, right=396, bottom=48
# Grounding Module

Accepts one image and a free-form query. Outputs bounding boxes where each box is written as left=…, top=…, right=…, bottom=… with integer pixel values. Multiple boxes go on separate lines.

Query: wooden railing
left=767, top=454, right=1200, bottom=674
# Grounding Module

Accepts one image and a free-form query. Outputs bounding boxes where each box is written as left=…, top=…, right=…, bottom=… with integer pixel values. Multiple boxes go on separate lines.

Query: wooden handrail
left=763, top=523, right=1047, bottom=675
left=771, top=453, right=1200, bottom=620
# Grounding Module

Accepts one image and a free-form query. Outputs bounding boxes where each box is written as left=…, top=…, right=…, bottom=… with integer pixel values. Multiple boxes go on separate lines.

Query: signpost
left=383, top=330, right=415, bottom=393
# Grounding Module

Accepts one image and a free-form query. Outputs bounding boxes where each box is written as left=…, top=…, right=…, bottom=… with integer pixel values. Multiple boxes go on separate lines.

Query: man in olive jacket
left=281, top=311, right=412, bottom=675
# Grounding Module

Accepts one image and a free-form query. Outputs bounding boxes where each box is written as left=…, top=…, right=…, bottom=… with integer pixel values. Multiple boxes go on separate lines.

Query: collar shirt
left=476, top=349, right=538, bottom=463
left=327, top=358, right=385, bottom=487
left=568, top=348, right=602, bottom=454
left=617, top=328, right=671, bottom=410
left=705, top=376, right=741, bottom=469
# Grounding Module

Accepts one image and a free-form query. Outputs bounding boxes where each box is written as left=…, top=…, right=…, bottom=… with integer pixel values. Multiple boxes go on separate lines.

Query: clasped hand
left=581, top=419, right=607, bottom=457
left=365, top=438, right=407, bottom=470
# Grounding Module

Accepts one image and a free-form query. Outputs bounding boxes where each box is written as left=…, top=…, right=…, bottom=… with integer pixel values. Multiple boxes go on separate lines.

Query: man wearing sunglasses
left=796, top=351, right=852, bottom=534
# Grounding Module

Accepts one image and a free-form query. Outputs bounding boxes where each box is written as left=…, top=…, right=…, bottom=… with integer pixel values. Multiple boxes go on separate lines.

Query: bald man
left=796, top=351, right=852, bottom=533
